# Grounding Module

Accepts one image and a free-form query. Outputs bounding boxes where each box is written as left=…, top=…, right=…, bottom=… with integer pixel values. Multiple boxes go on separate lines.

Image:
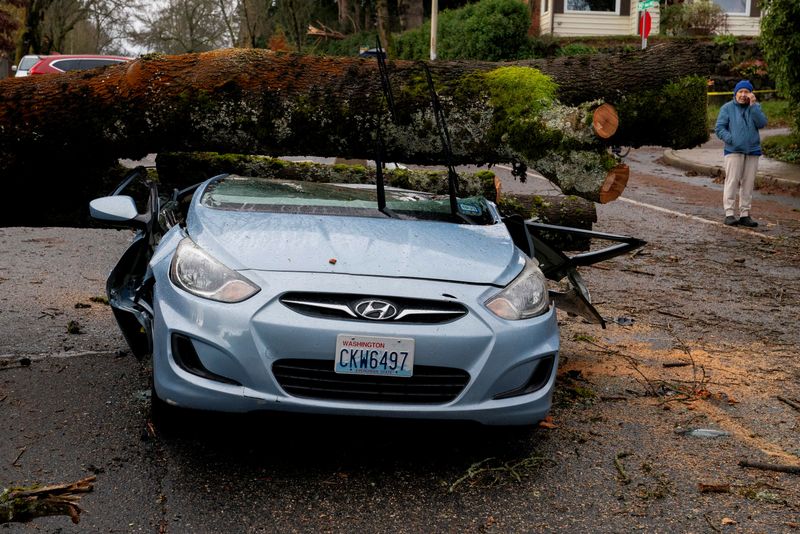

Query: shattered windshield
left=201, top=176, right=494, bottom=224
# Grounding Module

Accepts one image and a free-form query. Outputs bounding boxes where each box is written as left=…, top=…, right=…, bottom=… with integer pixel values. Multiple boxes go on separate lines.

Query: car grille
left=272, top=359, right=470, bottom=404
left=279, top=292, right=468, bottom=324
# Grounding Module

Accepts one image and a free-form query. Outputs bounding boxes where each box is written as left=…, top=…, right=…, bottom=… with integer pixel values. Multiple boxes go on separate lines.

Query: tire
left=150, top=381, right=186, bottom=437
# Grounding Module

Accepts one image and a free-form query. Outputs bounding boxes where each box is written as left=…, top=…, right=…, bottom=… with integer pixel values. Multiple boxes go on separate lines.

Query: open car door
left=89, top=167, right=160, bottom=358
left=504, top=215, right=646, bottom=328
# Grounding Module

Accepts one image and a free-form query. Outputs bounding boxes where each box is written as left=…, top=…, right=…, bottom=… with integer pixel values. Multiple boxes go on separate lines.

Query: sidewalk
left=662, top=128, right=800, bottom=187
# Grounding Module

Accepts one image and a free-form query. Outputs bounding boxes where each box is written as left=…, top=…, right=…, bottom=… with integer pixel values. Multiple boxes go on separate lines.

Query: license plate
left=335, top=335, right=415, bottom=377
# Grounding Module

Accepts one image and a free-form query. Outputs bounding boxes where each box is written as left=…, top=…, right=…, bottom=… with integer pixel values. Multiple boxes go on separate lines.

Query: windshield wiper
left=419, top=64, right=474, bottom=224
left=373, top=38, right=399, bottom=219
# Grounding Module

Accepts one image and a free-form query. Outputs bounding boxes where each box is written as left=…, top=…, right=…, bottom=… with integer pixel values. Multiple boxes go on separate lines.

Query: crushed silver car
left=90, top=168, right=643, bottom=427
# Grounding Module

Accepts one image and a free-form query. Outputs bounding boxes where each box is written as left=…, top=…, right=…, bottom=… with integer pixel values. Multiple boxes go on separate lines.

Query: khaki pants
left=723, top=153, right=759, bottom=217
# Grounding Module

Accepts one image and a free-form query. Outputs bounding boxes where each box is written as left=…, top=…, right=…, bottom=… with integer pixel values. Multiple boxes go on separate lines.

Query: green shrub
left=394, top=0, right=532, bottom=61
left=762, top=133, right=800, bottom=163
left=761, top=0, right=800, bottom=132
left=659, top=3, right=687, bottom=35
left=556, top=42, right=598, bottom=56
left=311, top=31, right=381, bottom=57
left=660, top=0, right=727, bottom=36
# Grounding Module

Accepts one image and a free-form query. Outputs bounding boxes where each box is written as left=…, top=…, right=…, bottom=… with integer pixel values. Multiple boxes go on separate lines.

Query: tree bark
left=0, top=42, right=714, bottom=201
left=398, top=0, right=424, bottom=30
left=528, top=0, right=541, bottom=36
left=376, top=0, right=390, bottom=51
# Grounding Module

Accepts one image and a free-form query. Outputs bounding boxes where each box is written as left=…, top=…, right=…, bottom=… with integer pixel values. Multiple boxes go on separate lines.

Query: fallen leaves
left=538, top=415, right=557, bottom=429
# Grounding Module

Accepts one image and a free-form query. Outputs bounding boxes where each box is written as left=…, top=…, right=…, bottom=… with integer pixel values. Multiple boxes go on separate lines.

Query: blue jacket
left=715, top=100, right=768, bottom=155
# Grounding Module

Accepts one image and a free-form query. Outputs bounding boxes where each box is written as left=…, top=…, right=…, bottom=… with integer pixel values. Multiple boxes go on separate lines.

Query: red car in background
left=28, top=54, right=133, bottom=75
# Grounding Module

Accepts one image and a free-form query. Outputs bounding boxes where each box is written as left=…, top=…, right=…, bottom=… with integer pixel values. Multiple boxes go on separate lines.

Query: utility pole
left=430, top=0, right=438, bottom=60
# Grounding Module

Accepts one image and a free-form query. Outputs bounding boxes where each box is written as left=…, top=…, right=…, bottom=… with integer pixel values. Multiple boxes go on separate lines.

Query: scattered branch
left=448, top=455, right=549, bottom=493
left=776, top=396, right=800, bottom=412
left=0, top=476, right=96, bottom=525
left=11, top=447, right=26, bottom=466
left=579, top=339, right=659, bottom=397
left=703, top=513, right=722, bottom=533
left=738, top=460, right=800, bottom=475
left=656, top=310, right=690, bottom=320
left=663, top=361, right=691, bottom=368
left=614, top=452, right=631, bottom=485
left=698, top=483, right=731, bottom=493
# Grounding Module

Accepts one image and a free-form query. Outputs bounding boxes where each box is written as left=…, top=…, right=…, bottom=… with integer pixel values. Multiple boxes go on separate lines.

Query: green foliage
left=311, top=31, right=380, bottom=57
left=617, top=75, right=709, bottom=149
left=556, top=42, right=598, bottom=56
left=713, top=33, right=740, bottom=67
left=734, top=59, right=767, bottom=79
left=659, top=3, right=686, bottom=35
left=394, top=0, right=532, bottom=61
left=484, top=67, right=557, bottom=117
left=660, top=0, right=727, bottom=36
left=712, top=34, right=737, bottom=48
left=760, top=0, right=800, bottom=132
left=762, top=133, right=800, bottom=164
left=481, top=66, right=559, bottom=159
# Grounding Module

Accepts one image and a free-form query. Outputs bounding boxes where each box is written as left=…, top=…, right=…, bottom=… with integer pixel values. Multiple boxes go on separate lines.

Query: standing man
left=715, top=79, right=768, bottom=227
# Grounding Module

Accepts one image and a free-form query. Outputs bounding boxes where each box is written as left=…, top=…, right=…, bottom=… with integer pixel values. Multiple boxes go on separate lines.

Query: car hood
left=186, top=207, right=523, bottom=286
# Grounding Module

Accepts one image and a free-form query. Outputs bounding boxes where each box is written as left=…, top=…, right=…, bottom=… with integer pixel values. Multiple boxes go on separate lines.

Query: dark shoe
left=738, top=216, right=758, bottom=227
left=724, top=216, right=739, bottom=226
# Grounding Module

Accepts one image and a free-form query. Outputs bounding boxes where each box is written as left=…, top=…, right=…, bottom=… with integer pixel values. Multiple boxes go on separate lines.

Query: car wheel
left=150, top=382, right=185, bottom=437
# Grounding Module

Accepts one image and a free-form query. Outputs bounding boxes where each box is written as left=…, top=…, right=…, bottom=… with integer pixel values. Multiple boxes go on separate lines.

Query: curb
left=662, top=149, right=724, bottom=177
left=662, top=149, right=800, bottom=188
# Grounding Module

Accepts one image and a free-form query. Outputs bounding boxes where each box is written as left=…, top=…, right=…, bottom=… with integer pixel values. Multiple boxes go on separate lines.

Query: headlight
left=169, top=238, right=260, bottom=303
left=485, top=258, right=549, bottom=320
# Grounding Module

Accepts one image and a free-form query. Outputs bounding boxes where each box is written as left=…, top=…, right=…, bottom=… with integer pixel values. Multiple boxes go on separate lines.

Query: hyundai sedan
left=90, top=170, right=642, bottom=427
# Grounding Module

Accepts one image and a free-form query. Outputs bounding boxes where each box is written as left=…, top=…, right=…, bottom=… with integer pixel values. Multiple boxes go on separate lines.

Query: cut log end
left=598, top=164, right=629, bottom=204
left=493, top=175, right=502, bottom=202
left=592, top=103, right=619, bottom=139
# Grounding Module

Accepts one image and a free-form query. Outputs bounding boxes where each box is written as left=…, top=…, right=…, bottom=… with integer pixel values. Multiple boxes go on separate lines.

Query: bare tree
left=397, top=0, right=423, bottom=31
left=216, top=0, right=239, bottom=47
left=376, top=0, right=389, bottom=48
left=275, top=0, right=313, bottom=51
left=15, top=0, right=138, bottom=57
left=131, top=0, right=234, bottom=54
left=84, top=0, right=143, bottom=54
left=41, top=0, right=90, bottom=53
left=1, top=1, right=26, bottom=57
left=238, top=0, right=276, bottom=48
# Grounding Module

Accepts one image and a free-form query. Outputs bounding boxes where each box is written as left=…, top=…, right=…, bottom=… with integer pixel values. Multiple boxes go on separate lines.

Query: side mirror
left=90, top=196, right=139, bottom=223
left=11, top=65, right=17, bottom=72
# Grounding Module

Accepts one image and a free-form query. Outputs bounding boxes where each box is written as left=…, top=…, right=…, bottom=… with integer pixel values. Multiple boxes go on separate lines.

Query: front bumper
left=151, top=263, right=560, bottom=426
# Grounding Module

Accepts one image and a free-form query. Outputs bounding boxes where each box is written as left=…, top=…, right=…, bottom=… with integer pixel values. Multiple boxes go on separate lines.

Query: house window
left=712, top=0, right=750, bottom=14
left=566, top=0, right=618, bottom=13
left=542, top=0, right=550, bottom=13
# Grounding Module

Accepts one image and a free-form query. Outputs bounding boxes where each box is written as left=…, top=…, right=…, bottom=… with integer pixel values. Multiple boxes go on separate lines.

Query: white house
left=539, top=0, right=761, bottom=37
left=713, top=0, right=761, bottom=35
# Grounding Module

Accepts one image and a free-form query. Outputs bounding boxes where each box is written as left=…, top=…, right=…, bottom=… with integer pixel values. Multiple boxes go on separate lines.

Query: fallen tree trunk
left=157, top=152, right=597, bottom=247
left=0, top=42, right=712, bottom=203
left=154, top=152, right=502, bottom=198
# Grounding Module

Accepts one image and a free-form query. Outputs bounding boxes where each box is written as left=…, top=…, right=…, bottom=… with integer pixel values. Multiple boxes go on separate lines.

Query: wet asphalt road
left=2, top=151, right=800, bottom=532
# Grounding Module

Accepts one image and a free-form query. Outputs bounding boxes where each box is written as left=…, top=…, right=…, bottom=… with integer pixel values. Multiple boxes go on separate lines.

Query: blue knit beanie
left=733, top=79, right=754, bottom=96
